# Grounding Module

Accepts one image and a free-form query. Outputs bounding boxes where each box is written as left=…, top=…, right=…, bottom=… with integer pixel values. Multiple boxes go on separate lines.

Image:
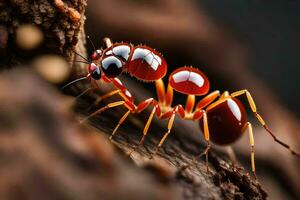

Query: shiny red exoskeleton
left=67, top=39, right=300, bottom=180
left=63, top=37, right=167, bottom=113
left=100, top=43, right=167, bottom=81
left=86, top=37, right=167, bottom=82
left=83, top=38, right=169, bottom=121
left=160, top=66, right=300, bottom=179
left=110, top=65, right=299, bottom=180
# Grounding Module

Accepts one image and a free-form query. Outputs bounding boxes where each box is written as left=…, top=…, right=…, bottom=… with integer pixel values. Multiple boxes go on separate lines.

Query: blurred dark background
left=85, top=1, right=300, bottom=199
left=200, top=0, right=300, bottom=116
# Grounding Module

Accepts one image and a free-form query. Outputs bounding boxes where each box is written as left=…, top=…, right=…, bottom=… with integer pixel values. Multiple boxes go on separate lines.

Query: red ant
left=62, top=37, right=167, bottom=114
left=106, top=66, right=299, bottom=179
left=67, top=38, right=299, bottom=179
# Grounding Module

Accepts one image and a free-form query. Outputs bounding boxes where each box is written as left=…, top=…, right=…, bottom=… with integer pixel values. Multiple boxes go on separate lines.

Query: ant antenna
left=70, top=60, right=91, bottom=65
left=62, top=77, right=87, bottom=90
left=71, top=49, right=90, bottom=63
left=87, top=35, right=96, bottom=51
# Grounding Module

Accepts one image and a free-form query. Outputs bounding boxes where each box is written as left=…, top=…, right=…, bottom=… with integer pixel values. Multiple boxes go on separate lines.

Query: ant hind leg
left=231, top=89, right=300, bottom=158
left=243, top=122, right=257, bottom=180
left=194, top=110, right=211, bottom=173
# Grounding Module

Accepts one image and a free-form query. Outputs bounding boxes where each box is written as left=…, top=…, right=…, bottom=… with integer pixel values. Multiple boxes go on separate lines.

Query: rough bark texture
left=0, top=0, right=86, bottom=68
left=0, top=0, right=268, bottom=199
left=0, top=68, right=267, bottom=200
left=0, top=70, right=182, bottom=200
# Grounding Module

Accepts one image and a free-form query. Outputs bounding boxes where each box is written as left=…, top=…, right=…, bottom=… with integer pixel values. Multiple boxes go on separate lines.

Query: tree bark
left=0, top=0, right=86, bottom=68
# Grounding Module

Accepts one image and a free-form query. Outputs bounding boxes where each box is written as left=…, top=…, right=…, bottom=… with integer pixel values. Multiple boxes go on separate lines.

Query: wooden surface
left=0, top=69, right=267, bottom=200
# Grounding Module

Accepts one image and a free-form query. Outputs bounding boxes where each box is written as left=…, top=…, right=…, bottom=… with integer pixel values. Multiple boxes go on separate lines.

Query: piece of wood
left=0, top=70, right=182, bottom=200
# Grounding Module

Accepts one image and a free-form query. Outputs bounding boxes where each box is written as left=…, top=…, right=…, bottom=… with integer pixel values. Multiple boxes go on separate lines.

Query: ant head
left=88, top=63, right=101, bottom=80
left=100, top=56, right=124, bottom=78
left=91, top=49, right=103, bottom=61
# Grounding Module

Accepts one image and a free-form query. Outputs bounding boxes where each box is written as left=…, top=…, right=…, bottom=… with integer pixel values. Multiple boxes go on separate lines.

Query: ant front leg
left=231, top=90, right=300, bottom=157
left=93, top=90, right=122, bottom=106
left=151, top=105, right=185, bottom=158
left=80, top=101, right=125, bottom=123
left=93, top=77, right=127, bottom=105
left=128, top=98, right=161, bottom=156
left=110, top=110, right=131, bottom=140
left=109, top=96, right=136, bottom=140
left=136, top=98, right=161, bottom=145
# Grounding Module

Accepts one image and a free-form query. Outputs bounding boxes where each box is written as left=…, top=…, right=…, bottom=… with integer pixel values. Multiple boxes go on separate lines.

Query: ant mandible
left=63, top=37, right=167, bottom=117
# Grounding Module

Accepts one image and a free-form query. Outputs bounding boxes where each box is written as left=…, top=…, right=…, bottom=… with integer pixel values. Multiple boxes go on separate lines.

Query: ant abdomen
left=199, top=97, right=247, bottom=145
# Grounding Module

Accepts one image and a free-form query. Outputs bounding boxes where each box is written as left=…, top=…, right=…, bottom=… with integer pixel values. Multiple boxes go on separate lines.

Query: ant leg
left=192, top=109, right=204, bottom=121
left=225, top=146, right=237, bottom=166
left=93, top=90, right=121, bottom=105
left=203, top=110, right=211, bottom=172
left=110, top=110, right=131, bottom=140
left=244, top=122, right=257, bottom=180
left=81, top=101, right=125, bottom=123
left=151, top=106, right=182, bottom=158
left=195, top=90, right=220, bottom=110
left=231, top=90, right=300, bottom=157
left=140, top=106, right=157, bottom=145
left=194, top=110, right=211, bottom=172
left=220, top=91, right=230, bottom=99
left=128, top=99, right=160, bottom=155
left=128, top=106, right=157, bottom=156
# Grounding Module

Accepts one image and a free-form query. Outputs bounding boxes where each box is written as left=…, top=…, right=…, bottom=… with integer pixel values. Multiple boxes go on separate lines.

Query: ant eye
left=88, top=63, right=101, bottom=80
left=91, top=49, right=102, bottom=61
left=91, top=67, right=101, bottom=80
left=101, top=56, right=123, bottom=78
